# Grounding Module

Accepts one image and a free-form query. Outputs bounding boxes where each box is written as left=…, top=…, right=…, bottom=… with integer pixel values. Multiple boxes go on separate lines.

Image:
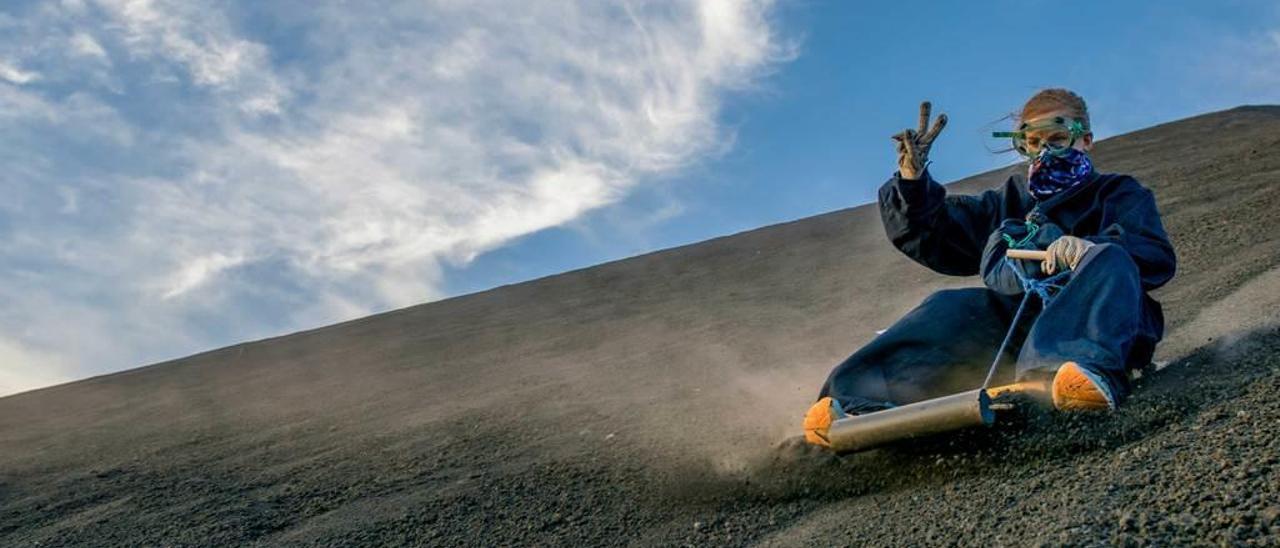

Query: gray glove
left=892, top=101, right=948, bottom=180
left=1042, top=235, right=1096, bottom=275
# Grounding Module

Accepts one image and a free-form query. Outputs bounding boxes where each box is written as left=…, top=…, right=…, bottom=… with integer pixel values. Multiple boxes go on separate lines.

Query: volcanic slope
left=3, top=106, right=1280, bottom=547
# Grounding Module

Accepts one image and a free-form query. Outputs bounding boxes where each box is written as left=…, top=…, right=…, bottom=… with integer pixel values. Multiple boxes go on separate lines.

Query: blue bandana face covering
left=1027, top=147, right=1094, bottom=201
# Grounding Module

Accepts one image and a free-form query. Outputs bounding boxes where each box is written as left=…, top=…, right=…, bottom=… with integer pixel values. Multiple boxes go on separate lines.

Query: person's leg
left=1015, top=243, right=1163, bottom=403
left=819, top=287, right=1021, bottom=414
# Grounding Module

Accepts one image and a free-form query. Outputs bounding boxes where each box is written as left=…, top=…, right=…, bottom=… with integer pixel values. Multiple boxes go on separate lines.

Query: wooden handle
left=1006, top=249, right=1048, bottom=261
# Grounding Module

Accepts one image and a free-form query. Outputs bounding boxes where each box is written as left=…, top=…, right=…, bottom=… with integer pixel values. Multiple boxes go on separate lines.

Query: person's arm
left=1084, top=179, right=1177, bottom=290
left=980, top=219, right=1064, bottom=295
left=980, top=222, right=1027, bottom=295
left=878, top=170, right=1010, bottom=276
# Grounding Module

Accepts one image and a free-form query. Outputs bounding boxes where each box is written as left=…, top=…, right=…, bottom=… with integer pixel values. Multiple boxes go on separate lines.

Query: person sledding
left=804, top=89, right=1177, bottom=448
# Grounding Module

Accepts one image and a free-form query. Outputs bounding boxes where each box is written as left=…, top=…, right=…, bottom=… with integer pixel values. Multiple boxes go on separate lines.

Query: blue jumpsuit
left=819, top=169, right=1177, bottom=414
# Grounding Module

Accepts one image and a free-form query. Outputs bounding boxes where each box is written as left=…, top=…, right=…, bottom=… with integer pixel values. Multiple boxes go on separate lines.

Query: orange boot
left=803, top=396, right=847, bottom=447
left=1052, top=361, right=1116, bottom=411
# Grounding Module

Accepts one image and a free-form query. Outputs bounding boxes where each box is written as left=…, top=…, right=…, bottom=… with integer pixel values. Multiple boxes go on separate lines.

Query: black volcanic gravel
left=2, top=106, right=1280, bottom=547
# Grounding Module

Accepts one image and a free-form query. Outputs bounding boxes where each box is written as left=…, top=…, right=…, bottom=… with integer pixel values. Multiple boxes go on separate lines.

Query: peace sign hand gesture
left=892, top=101, right=948, bottom=180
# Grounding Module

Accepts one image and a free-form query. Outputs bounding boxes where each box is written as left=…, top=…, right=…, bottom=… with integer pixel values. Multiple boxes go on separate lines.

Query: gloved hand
left=1042, top=235, right=1096, bottom=275
left=892, top=101, right=947, bottom=180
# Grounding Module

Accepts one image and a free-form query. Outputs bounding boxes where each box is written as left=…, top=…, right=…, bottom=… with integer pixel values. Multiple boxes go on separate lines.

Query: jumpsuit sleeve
left=980, top=224, right=1026, bottom=296
left=1083, top=178, right=1177, bottom=291
left=878, top=169, right=1008, bottom=276
left=980, top=220, right=1063, bottom=296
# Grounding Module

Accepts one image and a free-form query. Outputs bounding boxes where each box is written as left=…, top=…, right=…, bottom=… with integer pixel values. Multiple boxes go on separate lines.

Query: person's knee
left=921, top=287, right=988, bottom=306
left=1075, top=243, right=1136, bottom=276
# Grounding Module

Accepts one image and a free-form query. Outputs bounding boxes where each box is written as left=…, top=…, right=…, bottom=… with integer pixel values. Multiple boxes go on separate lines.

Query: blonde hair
left=1019, top=88, right=1090, bottom=131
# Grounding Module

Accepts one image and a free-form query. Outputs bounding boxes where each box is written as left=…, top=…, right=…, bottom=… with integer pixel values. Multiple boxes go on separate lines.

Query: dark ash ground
left=3, top=106, right=1280, bottom=546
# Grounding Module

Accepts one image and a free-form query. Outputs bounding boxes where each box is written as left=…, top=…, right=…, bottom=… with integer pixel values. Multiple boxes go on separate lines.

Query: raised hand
left=892, top=101, right=948, bottom=180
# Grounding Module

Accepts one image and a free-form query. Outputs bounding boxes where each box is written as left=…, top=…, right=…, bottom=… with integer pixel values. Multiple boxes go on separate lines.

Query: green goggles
left=993, top=116, right=1087, bottom=158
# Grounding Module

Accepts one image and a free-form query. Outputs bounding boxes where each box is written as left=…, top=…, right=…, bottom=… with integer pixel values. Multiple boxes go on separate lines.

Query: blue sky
left=447, top=0, right=1280, bottom=296
left=2, top=0, right=1278, bottom=395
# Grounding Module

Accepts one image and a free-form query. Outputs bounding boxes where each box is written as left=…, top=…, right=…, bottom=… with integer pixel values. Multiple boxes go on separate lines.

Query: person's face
left=1022, top=108, right=1094, bottom=156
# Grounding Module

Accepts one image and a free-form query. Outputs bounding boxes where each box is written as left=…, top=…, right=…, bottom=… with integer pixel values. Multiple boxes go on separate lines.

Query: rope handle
left=980, top=250, right=1072, bottom=390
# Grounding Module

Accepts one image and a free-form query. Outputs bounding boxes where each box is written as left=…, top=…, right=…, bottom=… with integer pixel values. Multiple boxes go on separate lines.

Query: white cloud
left=0, top=59, right=39, bottom=84
left=103, top=0, right=245, bottom=85
left=93, top=0, right=287, bottom=114
left=1191, top=22, right=1280, bottom=100
left=0, top=337, right=75, bottom=397
left=162, top=252, right=247, bottom=299
left=0, top=0, right=790, bottom=396
left=69, top=32, right=109, bottom=60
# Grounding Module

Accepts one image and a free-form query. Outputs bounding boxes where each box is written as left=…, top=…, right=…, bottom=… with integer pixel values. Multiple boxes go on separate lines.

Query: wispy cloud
left=0, top=0, right=790, bottom=396
left=1210, top=32, right=1280, bottom=91
left=0, top=336, right=75, bottom=396
left=1184, top=13, right=1280, bottom=107
left=0, top=59, right=39, bottom=84
left=68, top=32, right=109, bottom=61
